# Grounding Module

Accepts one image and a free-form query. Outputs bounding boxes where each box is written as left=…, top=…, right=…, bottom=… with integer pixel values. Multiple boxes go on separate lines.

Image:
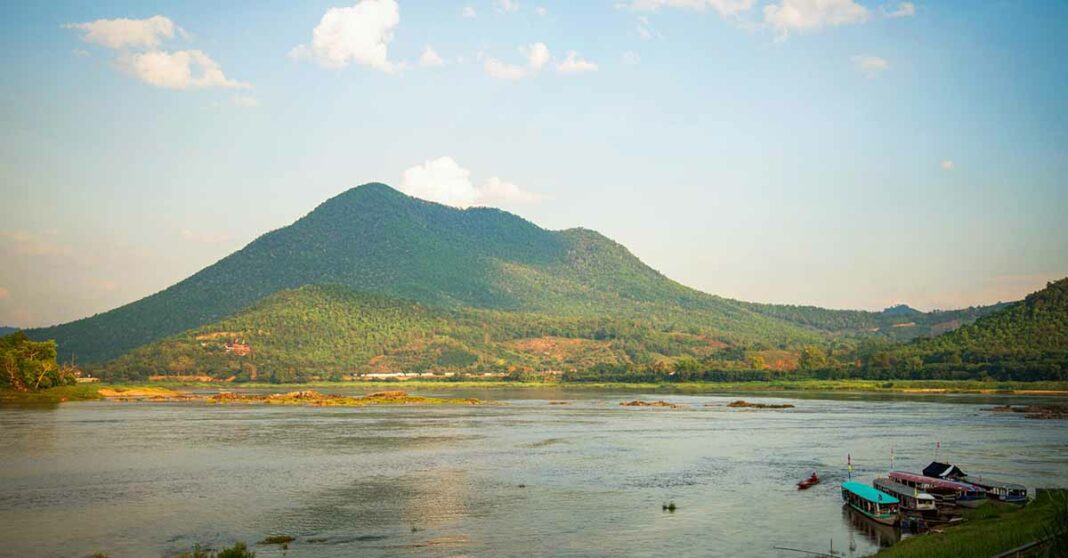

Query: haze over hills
left=28, top=183, right=1008, bottom=371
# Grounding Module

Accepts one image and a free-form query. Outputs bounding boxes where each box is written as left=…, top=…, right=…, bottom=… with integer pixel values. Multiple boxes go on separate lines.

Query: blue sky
left=1, top=0, right=1065, bottom=327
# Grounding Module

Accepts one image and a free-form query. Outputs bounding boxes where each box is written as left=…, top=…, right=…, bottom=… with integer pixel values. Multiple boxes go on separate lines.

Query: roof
left=923, top=461, right=966, bottom=479
left=963, top=476, right=1027, bottom=491
left=890, top=471, right=982, bottom=492
left=874, top=478, right=936, bottom=501
left=843, top=481, right=900, bottom=505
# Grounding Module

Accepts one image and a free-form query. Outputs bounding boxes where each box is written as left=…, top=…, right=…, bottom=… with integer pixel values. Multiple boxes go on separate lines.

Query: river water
left=1, top=388, right=1065, bottom=558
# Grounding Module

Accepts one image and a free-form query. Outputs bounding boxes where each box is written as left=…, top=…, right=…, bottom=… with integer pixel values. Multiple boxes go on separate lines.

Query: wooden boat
left=963, top=477, right=1028, bottom=504
left=874, top=478, right=938, bottom=518
left=798, top=472, right=820, bottom=490
left=888, top=471, right=986, bottom=508
left=841, top=481, right=900, bottom=526
left=923, top=461, right=1028, bottom=504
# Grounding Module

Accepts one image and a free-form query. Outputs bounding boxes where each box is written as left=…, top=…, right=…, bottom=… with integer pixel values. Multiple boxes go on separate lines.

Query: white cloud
left=940, top=160, right=955, bottom=170
left=484, top=58, right=529, bottom=80
left=419, top=45, right=446, bottom=67
left=851, top=55, right=888, bottom=77
left=495, top=0, right=521, bottom=13
left=63, top=15, right=179, bottom=49
left=121, top=50, right=249, bottom=90
left=535, top=6, right=548, bottom=16
left=484, top=42, right=550, bottom=80
left=883, top=2, right=915, bottom=18
left=764, top=0, right=869, bottom=38
left=72, top=48, right=91, bottom=57
left=637, top=16, right=655, bottom=39
left=399, top=157, right=541, bottom=208
left=462, top=6, right=478, bottom=17
left=557, top=51, right=598, bottom=74
left=232, top=94, right=260, bottom=107
left=622, top=51, right=641, bottom=65
left=290, top=0, right=402, bottom=73
left=0, top=231, right=71, bottom=257
left=627, top=0, right=755, bottom=17
left=523, top=42, right=550, bottom=70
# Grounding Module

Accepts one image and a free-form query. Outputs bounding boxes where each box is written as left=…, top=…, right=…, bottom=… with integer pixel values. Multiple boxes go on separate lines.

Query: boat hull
left=846, top=503, right=898, bottom=526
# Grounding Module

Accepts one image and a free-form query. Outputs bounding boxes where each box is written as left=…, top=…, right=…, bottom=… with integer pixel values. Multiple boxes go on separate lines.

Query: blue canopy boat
left=842, top=481, right=900, bottom=526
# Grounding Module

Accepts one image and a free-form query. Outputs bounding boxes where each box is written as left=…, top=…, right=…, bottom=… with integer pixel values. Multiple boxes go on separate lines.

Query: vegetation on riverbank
left=876, top=489, right=1068, bottom=558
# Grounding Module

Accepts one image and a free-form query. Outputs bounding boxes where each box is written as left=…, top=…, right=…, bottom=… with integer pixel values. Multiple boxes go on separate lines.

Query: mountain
left=0, top=327, right=18, bottom=336
left=29, top=183, right=821, bottom=364
left=870, top=278, right=1068, bottom=380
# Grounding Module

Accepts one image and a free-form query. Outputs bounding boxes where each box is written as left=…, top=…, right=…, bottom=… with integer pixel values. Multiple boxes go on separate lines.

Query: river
left=1, top=388, right=1065, bottom=557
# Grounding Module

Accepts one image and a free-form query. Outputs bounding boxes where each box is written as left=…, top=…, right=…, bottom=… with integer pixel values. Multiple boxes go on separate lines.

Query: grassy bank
left=876, top=489, right=1066, bottom=558
left=3, top=379, right=1067, bottom=405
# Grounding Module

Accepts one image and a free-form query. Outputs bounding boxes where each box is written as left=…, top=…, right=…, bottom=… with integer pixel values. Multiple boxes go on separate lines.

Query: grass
left=876, top=489, right=1066, bottom=558
left=0, top=384, right=105, bottom=404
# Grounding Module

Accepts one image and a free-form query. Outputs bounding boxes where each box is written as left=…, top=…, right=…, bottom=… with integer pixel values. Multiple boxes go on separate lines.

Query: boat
left=922, top=461, right=1028, bottom=504
left=873, top=478, right=938, bottom=519
left=798, top=472, right=820, bottom=490
left=888, top=471, right=987, bottom=508
left=841, top=481, right=900, bottom=526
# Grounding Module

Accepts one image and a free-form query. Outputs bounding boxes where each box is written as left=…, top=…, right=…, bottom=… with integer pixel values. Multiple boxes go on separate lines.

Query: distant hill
left=30, top=183, right=820, bottom=363
left=741, top=301, right=1008, bottom=341
left=0, top=327, right=18, bottom=336
left=869, top=278, right=1068, bottom=379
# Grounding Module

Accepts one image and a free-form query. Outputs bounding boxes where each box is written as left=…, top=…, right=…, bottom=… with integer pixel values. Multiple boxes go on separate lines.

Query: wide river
left=1, top=388, right=1066, bottom=558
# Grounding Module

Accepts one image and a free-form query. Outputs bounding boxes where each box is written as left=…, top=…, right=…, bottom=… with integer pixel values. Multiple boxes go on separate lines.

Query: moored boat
left=922, top=461, right=1028, bottom=504
left=873, top=478, right=938, bottom=518
left=888, top=471, right=986, bottom=508
left=841, top=481, right=900, bottom=526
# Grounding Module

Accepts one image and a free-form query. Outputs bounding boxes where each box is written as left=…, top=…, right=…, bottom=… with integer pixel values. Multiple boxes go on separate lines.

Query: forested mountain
left=29, top=183, right=816, bottom=363
left=0, top=327, right=17, bottom=336
left=742, top=301, right=1009, bottom=341
left=102, top=285, right=766, bottom=381
left=864, top=278, right=1068, bottom=380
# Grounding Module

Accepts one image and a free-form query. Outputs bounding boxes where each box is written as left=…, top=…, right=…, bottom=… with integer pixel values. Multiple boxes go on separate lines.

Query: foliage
left=876, top=490, right=1066, bottom=558
left=0, top=331, right=76, bottom=391
left=171, top=542, right=254, bottom=558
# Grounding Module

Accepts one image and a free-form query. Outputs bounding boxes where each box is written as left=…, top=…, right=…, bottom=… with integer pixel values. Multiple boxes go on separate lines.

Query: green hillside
left=101, top=285, right=769, bottom=382
left=29, top=183, right=822, bottom=363
left=863, top=278, right=1068, bottom=380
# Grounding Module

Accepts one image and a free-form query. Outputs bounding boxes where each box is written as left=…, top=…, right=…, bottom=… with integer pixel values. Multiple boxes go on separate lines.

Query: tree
left=798, top=346, right=829, bottom=370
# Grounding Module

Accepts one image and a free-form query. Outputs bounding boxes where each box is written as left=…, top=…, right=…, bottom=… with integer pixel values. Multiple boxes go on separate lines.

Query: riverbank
left=876, top=489, right=1067, bottom=557
left=4, top=379, right=1068, bottom=404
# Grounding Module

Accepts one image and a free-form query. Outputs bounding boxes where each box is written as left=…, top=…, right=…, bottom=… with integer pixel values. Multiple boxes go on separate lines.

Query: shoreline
left=4, top=379, right=1068, bottom=405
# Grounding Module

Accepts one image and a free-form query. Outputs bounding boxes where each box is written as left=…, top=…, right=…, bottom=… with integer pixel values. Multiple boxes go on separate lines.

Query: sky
left=1, top=0, right=1066, bottom=328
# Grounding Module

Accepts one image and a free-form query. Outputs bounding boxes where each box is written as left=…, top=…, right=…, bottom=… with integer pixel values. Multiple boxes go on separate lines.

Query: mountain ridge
left=28, top=183, right=1010, bottom=364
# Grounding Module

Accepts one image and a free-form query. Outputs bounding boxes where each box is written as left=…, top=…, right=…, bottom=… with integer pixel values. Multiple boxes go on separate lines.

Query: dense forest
left=94, top=279, right=1067, bottom=384
left=1, top=331, right=77, bottom=391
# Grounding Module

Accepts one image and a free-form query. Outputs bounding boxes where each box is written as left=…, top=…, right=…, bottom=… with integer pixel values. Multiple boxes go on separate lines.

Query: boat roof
left=889, top=471, right=982, bottom=492
left=843, top=481, right=900, bottom=505
left=963, top=476, right=1027, bottom=490
left=923, top=461, right=966, bottom=479
left=874, top=478, right=937, bottom=501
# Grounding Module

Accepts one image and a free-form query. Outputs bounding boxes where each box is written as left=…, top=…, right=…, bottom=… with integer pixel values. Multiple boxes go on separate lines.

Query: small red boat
left=798, top=473, right=820, bottom=490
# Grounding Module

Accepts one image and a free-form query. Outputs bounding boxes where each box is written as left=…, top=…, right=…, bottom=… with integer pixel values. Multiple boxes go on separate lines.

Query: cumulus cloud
left=851, top=55, right=888, bottom=77
left=764, top=0, right=869, bottom=38
left=883, top=2, right=915, bottom=18
left=0, top=231, right=70, bottom=257
left=63, top=15, right=180, bottom=49
left=523, top=42, right=550, bottom=70
left=399, top=157, right=541, bottom=208
left=64, top=15, right=249, bottom=91
left=495, top=0, right=521, bottom=13
left=940, top=160, right=955, bottom=170
left=622, top=51, right=641, bottom=65
left=419, top=45, right=445, bottom=67
left=121, top=50, right=249, bottom=90
left=290, top=0, right=402, bottom=73
left=627, top=0, right=755, bottom=17
left=636, top=16, right=656, bottom=39
left=535, top=6, right=548, bottom=16
left=557, top=51, right=598, bottom=74
left=462, top=5, right=477, bottom=17
left=484, top=42, right=551, bottom=80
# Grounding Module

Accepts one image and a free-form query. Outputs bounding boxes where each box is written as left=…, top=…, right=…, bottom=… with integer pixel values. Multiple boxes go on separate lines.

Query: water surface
left=1, top=389, right=1065, bottom=557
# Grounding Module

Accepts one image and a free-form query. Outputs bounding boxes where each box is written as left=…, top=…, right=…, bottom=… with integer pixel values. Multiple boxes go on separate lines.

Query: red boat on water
left=798, top=473, right=820, bottom=490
